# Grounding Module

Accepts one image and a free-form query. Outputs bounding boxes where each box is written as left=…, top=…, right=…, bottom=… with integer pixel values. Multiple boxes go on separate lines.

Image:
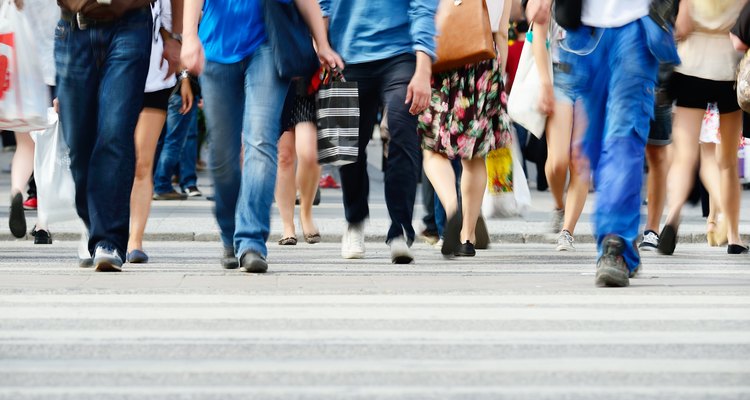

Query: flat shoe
left=9, top=192, right=26, bottom=239
left=278, top=236, right=297, bottom=245
left=126, top=249, right=149, bottom=264
left=441, top=212, right=462, bottom=258
left=304, top=232, right=321, bottom=244
left=728, top=244, right=749, bottom=255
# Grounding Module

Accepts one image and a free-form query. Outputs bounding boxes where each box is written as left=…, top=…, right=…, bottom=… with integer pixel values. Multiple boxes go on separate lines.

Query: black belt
left=61, top=9, right=118, bottom=30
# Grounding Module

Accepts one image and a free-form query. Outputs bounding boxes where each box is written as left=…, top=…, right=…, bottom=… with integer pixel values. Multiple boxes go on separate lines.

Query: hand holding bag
left=433, top=0, right=496, bottom=73
left=316, top=69, right=359, bottom=166
left=262, top=0, right=320, bottom=80
left=507, top=27, right=552, bottom=139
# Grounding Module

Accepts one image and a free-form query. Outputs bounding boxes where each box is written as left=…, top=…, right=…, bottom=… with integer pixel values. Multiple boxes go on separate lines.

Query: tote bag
left=433, top=0, right=496, bottom=73
left=316, top=70, right=359, bottom=166
left=507, top=28, right=552, bottom=139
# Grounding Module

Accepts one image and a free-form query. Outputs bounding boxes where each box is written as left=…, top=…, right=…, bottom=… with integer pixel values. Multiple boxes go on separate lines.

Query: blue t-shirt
left=199, top=0, right=291, bottom=64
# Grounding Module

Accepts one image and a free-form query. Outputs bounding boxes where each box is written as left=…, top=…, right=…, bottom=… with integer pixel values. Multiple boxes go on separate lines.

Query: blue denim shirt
left=319, top=0, right=438, bottom=64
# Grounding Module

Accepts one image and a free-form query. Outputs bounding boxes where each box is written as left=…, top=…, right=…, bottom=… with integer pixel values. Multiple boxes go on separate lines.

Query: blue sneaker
left=126, top=249, right=149, bottom=264
left=94, top=244, right=123, bottom=272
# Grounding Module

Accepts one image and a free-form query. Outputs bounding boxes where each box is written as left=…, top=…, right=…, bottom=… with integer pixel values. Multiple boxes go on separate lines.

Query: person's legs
left=200, top=61, right=245, bottom=253
left=561, top=100, right=589, bottom=237
left=643, top=102, right=672, bottom=237
left=179, top=103, right=199, bottom=191
left=544, top=102, right=574, bottom=212
left=127, top=108, right=167, bottom=256
left=233, top=43, right=289, bottom=263
left=154, top=91, right=193, bottom=195
left=716, top=111, right=745, bottom=248
left=294, top=121, right=321, bottom=237
left=9, top=132, right=34, bottom=237
left=664, top=107, right=704, bottom=227
left=459, top=157, right=486, bottom=243
left=275, top=130, right=297, bottom=241
left=698, top=142, right=724, bottom=245
left=421, top=171, right=439, bottom=237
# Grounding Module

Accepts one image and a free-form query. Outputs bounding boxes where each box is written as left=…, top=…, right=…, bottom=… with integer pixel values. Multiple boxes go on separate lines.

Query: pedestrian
left=56, top=0, right=157, bottom=271
left=419, top=0, right=512, bottom=258
left=530, top=9, right=589, bottom=252
left=525, top=0, right=679, bottom=286
left=659, top=0, right=748, bottom=256
left=127, top=0, right=193, bottom=264
left=181, top=0, right=343, bottom=272
left=7, top=0, right=57, bottom=245
left=322, top=0, right=437, bottom=264
left=274, top=75, right=323, bottom=246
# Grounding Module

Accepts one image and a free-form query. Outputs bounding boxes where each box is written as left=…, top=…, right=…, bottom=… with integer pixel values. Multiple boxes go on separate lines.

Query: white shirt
left=487, top=0, right=505, bottom=32
left=581, top=0, right=651, bottom=28
left=144, top=0, right=177, bottom=93
left=23, top=0, right=59, bottom=87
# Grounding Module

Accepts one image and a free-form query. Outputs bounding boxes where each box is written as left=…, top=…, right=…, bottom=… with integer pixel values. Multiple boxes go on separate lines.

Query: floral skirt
left=418, top=58, right=513, bottom=160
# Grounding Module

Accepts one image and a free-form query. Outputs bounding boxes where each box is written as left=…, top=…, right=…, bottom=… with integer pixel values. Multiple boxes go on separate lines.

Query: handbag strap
left=320, top=67, right=347, bottom=84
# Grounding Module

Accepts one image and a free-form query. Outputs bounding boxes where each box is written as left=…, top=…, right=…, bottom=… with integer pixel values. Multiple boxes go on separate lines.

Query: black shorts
left=280, top=80, right=316, bottom=132
left=668, top=72, right=740, bottom=113
left=142, top=87, right=173, bottom=111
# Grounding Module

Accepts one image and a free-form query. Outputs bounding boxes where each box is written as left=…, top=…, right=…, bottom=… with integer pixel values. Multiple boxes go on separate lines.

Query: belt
left=61, top=9, right=118, bottom=30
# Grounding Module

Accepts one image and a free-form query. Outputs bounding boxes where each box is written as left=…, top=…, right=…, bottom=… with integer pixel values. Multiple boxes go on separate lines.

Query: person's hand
left=181, top=34, right=205, bottom=76
left=405, top=70, right=431, bottom=115
left=13, top=0, right=23, bottom=9
left=179, top=77, right=194, bottom=115
left=525, top=0, right=551, bottom=24
left=538, top=82, right=555, bottom=115
left=53, top=97, right=59, bottom=114
left=316, top=44, right=345, bottom=71
left=162, top=37, right=181, bottom=79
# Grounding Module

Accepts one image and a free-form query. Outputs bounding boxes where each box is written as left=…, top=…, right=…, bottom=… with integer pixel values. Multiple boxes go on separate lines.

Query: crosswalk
left=0, top=242, right=749, bottom=400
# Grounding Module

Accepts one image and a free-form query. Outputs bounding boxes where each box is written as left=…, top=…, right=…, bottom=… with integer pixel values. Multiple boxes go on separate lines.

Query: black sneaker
left=657, top=224, right=677, bottom=255
left=9, top=192, right=26, bottom=238
left=31, top=227, right=52, bottom=244
left=595, top=235, right=630, bottom=287
left=240, top=251, right=268, bottom=273
left=455, top=241, right=476, bottom=257
left=221, top=247, right=239, bottom=269
left=183, top=186, right=202, bottom=197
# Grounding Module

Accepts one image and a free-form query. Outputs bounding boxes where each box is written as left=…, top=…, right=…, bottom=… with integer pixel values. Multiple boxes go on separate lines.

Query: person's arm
left=531, top=22, right=554, bottom=115
left=181, top=0, right=205, bottom=75
left=674, top=0, right=693, bottom=41
left=13, top=0, right=22, bottom=9
left=406, top=0, right=438, bottom=115
left=494, top=0, right=512, bottom=69
left=171, top=0, right=183, bottom=34
left=524, top=0, right=551, bottom=25
left=159, top=0, right=180, bottom=78
left=294, top=0, right=344, bottom=69
left=731, top=32, right=749, bottom=51
left=730, top=2, right=750, bottom=51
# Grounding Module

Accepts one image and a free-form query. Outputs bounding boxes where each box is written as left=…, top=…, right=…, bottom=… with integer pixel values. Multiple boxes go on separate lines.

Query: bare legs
left=716, top=111, right=744, bottom=247
left=665, top=107, right=705, bottom=226
left=127, top=108, right=167, bottom=253
left=699, top=143, right=724, bottom=245
left=644, top=144, right=670, bottom=233
left=274, top=122, right=321, bottom=241
left=10, top=132, right=34, bottom=197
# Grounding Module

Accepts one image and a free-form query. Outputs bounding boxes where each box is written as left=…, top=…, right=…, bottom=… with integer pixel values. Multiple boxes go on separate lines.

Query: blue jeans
left=154, top=92, right=199, bottom=194
left=179, top=118, right=198, bottom=189
left=199, top=43, right=289, bottom=259
left=560, top=18, right=663, bottom=271
left=340, top=54, right=422, bottom=245
left=54, top=8, right=152, bottom=256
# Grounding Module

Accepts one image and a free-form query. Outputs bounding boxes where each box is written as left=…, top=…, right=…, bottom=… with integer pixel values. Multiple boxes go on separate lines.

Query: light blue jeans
left=560, top=17, right=669, bottom=271
left=199, top=43, right=289, bottom=259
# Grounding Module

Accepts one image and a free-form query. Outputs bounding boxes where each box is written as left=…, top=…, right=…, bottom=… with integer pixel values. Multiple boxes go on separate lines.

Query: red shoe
left=319, top=174, right=340, bottom=189
left=23, top=196, right=37, bottom=210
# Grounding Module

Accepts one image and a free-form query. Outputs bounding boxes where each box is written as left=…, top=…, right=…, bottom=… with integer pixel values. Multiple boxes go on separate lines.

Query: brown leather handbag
left=433, top=0, right=497, bottom=73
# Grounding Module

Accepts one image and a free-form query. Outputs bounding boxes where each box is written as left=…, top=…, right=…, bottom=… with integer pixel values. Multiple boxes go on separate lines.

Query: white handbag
left=507, top=28, right=552, bottom=139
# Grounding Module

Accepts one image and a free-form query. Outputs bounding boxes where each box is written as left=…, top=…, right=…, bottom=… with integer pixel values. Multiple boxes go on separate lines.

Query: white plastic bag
left=0, top=0, right=49, bottom=131
left=482, top=129, right=531, bottom=218
left=31, top=108, right=79, bottom=226
left=507, top=28, right=552, bottom=139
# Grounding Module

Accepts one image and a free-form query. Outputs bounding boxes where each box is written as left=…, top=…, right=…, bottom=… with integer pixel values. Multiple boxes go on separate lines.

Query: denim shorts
left=553, top=63, right=576, bottom=104
left=648, top=102, right=672, bottom=146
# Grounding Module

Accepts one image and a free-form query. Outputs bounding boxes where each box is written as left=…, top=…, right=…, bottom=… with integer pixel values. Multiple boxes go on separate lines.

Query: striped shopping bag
left=315, top=69, right=359, bottom=166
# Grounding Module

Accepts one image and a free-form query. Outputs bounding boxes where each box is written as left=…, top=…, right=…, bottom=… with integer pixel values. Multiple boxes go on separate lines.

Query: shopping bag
left=0, top=0, right=49, bottom=131
left=482, top=129, right=531, bottom=218
left=507, top=27, right=552, bottom=139
left=316, top=69, right=359, bottom=166
left=30, top=108, right=79, bottom=226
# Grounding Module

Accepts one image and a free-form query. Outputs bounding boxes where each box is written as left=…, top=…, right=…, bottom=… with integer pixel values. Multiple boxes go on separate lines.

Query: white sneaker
left=433, top=238, right=444, bottom=249
left=93, top=245, right=123, bottom=272
left=389, top=236, right=414, bottom=264
left=551, top=209, right=564, bottom=233
left=341, top=222, right=365, bottom=259
left=639, top=230, right=659, bottom=251
left=555, top=230, right=575, bottom=251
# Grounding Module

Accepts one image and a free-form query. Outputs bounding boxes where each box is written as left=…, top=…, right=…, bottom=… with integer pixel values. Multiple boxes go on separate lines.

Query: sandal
left=278, top=236, right=297, bottom=245
left=304, top=232, right=321, bottom=244
left=707, top=219, right=718, bottom=247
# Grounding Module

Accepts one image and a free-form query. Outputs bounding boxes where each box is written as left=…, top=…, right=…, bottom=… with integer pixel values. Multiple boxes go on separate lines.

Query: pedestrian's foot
left=727, top=244, right=749, bottom=254
left=93, top=244, right=123, bottom=272
left=23, top=196, right=37, bottom=210
left=638, top=230, right=659, bottom=251
left=550, top=208, right=564, bottom=233
left=153, top=190, right=188, bottom=201
left=126, top=249, right=149, bottom=263
left=555, top=230, right=575, bottom=251
left=341, top=222, right=365, bottom=259
left=79, top=258, right=94, bottom=268
left=474, top=216, right=490, bottom=250
left=419, top=229, right=440, bottom=245
left=183, top=186, right=202, bottom=197
left=455, top=241, right=476, bottom=257
left=441, top=213, right=462, bottom=258
left=240, top=251, right=268, bottom=273
left=9, top=192, right=26, bottom=238
left=595, top=235, right=629, bottom=288
left=304, top=232, right=321, bottom=244
left=31, top=227, right=52, bottom=244
left=278, top=236, right=297, bottom=245
left=221, top=247, right=239, bottom=269
left=389, top=236, right=414, bottom=264
left=657, top=224, right=678, bottom=255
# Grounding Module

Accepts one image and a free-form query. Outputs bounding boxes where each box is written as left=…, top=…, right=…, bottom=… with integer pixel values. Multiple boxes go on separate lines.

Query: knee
left=546, top=156, right=569, bottom=176
left=277, top=145, right=295, bottom=169
left=717, top=155, right=737, bottom=171
left=646, top=145, right=667, bottom=168
left=133, top=159, right=154, bottom=181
